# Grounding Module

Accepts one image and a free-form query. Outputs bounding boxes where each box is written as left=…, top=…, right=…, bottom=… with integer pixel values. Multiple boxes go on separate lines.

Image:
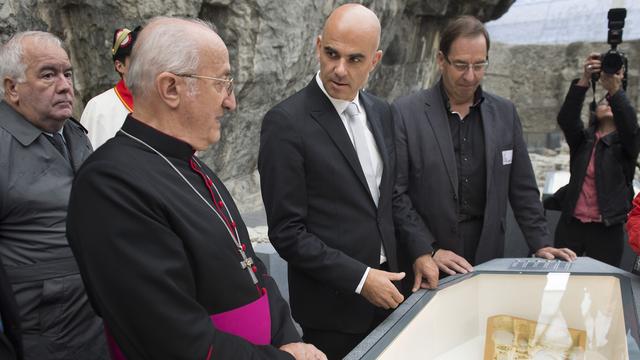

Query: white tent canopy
left=486, top=0, right=640, bottom=45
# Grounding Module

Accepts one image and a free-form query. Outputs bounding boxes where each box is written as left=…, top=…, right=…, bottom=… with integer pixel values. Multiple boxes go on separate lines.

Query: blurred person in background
left=80, top=26, right=141, bottom=149
left=547, top=53, right=640, bottom=267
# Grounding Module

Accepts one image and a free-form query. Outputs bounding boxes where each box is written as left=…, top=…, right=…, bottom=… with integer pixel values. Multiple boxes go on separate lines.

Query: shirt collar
left=120, top=114, right=195, bottom=161
left=0, top=100, right=66, bottom=146
left=438, top=77, right=485, bottom=113
left=315, top=72, right=362, bottom=115
left=43, top=128, right=65, bottom=138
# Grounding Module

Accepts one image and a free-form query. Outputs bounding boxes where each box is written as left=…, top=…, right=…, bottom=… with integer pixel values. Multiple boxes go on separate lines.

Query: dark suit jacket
left=259, top=78, right=419, bottom=334
left=392, top=82, right=550, bottom=265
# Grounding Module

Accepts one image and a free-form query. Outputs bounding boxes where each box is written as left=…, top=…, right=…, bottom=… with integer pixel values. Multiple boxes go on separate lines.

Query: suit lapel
left=308, top=81, right=372, bottom=199
left=360, top=91, right=388, bottom=207
left=481, top=98, right=497, bottom=193
left=424, top=87, right=458, bottom=198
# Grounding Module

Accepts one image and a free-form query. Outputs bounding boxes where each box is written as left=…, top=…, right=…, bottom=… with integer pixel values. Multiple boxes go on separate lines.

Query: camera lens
left=602, top=51, right=624, bottom=74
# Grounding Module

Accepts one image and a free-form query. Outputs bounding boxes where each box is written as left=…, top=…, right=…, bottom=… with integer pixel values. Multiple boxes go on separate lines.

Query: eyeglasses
left=444, top=56, right=489, bottom=72
left=175, top=74, right=234, bottom=95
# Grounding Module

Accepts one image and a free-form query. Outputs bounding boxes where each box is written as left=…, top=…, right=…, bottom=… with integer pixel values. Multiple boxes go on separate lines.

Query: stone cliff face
left=1, top=0, right=514, bottom=212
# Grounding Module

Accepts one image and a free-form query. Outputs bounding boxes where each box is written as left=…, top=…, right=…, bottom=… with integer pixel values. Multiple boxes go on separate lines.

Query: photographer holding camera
left=550, top=52, right=640, bottom=267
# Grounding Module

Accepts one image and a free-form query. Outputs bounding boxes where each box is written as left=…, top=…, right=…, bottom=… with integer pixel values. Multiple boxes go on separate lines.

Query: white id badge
left=502, top=150, right=513, bottom=165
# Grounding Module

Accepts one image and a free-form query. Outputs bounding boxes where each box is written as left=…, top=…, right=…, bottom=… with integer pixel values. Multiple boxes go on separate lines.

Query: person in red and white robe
left=80, top=26, right=140, bottom=149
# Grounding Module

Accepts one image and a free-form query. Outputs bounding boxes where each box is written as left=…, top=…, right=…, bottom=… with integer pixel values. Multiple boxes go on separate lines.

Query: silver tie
left=344, top=102, right=379, bottom=206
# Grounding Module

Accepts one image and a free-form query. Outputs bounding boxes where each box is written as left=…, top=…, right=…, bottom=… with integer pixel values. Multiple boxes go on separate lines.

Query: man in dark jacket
left=0, top=31, right=107, bottom=359
left=392, top=16, right=575, bottom=279
left=259, top=4, right=438, bottom=358
left=550, top=53, right=640, bottom=267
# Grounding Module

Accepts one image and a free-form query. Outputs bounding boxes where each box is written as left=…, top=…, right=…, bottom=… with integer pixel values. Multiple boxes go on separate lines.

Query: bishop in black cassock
left=67, top=116, right=300, bottom=359
left=65, top=17, right=316, bottom=360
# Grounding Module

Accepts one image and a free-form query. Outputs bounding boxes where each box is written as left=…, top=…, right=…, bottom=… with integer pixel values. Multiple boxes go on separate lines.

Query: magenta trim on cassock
left=210, top=288, right=271, bottom=345
left=105, top=288, right=272, bottom=359
left=105, top=326, right=126, bottom=360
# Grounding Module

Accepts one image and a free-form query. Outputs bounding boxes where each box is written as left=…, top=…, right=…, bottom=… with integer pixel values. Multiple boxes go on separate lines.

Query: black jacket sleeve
left=390, top=103, right=435, bottom=259
left=557, top=80, right=589, bottom=152
left=609, top=89, right=640, bottom=161
left=507, top=103, right=551, bottom=251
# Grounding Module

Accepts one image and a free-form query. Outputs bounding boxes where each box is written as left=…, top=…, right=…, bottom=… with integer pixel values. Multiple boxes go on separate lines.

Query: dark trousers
left=460, top=218, right=483, bottom=266
left=302, top=307, right=390, bottom=360
left=302, top=327, right=367, bottom=360
left=9, top=272, right=108, bottom=360
left=303, top=262, right=392, bottom=360
left=554, top=216, right=624, bottom=267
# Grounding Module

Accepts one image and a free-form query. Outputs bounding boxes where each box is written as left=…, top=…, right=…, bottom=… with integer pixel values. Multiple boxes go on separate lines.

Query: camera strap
left=590, top=79, right=597, bottom=112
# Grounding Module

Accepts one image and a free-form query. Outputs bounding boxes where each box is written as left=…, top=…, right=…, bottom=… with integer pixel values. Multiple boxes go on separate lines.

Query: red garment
left=574, top=132, right=604, bottom=222
left=627, top=193, right=640, bottom=255
left=114, top=79, right=133, bottom=112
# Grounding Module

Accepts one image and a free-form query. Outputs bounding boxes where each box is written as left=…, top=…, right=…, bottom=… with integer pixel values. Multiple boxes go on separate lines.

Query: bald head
left=316, top=4, right=383, bottom=101
left=322, top=4, right=381, bottom=50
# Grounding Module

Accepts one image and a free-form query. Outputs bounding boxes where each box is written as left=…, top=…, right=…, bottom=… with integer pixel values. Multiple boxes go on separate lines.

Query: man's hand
left=432, top=249, right=473, bottom=276
left=411, top=254, right=439, bottom=292
left=361, top=269, right=405, bottom=309
left=535, top=246, right=577, bottom=262
left=280, top=342, right=327, bottom=360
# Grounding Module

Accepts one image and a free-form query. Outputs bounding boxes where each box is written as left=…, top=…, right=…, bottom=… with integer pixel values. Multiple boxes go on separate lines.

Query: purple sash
left=105, top=288, right=272, bottom=359
left=210, top=287, right=271, bottom=345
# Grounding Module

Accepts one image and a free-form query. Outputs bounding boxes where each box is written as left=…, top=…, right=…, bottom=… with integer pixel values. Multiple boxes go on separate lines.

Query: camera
left=602, top=8, right=627, bottom=74
left=593, top=8, right=628, bottom=90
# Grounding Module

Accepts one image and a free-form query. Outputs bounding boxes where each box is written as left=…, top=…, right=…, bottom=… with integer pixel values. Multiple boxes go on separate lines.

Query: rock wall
left=2, top=0, right=514, bottom=212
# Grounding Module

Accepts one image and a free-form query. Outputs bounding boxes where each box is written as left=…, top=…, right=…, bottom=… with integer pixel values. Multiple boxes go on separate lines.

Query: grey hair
left=0, top=31, right=64, bottom=97
left=126, top=17, right=216, bottom=98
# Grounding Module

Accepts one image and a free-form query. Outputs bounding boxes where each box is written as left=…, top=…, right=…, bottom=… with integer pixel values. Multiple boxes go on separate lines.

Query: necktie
left=344, top=102, right=379, bottom=206
left=48, top=132, right=70, bottom=163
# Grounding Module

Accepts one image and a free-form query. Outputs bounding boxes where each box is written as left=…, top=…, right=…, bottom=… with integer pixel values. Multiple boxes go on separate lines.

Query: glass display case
left=346, top=258, right=640, bottom=360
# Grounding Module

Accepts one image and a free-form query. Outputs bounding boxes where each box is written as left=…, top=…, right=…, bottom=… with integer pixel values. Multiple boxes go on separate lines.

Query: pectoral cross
left=239, top=251, right=258, bottom=285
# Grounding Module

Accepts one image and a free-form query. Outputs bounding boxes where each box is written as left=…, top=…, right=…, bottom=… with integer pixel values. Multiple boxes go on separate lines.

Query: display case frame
left=345, top=257, right=640, bottom=360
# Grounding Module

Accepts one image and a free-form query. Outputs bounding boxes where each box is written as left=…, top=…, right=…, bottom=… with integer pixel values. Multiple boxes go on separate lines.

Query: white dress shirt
left=315, top=73, right=386, bottom=294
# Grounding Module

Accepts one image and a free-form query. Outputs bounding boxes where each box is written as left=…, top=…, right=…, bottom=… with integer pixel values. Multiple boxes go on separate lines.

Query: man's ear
left=371, top=49, right=383, bottom=71
left=114, top=60, right=126, bottom=76
left=156, top=72, right=181, bottom=109
left=3, top=77, right=20, bottom=104
left=436, top=51, right=446, bottom=72
left=315, top=35, right=322, bottom=61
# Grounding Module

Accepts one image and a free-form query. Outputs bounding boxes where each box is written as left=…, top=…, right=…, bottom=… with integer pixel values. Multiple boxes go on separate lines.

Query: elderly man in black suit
left=259, top=4, right=438, bottom=359
left=392, top=16, right=576, bottom=278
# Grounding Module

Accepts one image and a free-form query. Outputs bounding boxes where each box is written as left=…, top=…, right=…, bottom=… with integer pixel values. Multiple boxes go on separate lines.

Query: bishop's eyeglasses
left=444, top=56, right=489, bottom=73
left=175, top=73, right=234, bottom=95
